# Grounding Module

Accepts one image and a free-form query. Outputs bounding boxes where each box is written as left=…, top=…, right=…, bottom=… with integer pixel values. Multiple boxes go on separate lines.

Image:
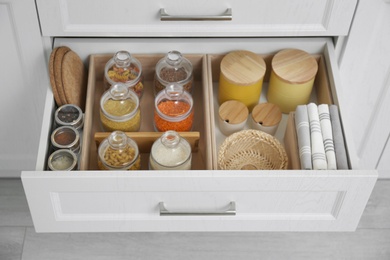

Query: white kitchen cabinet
left=338, top=0, right=390, bottom=178
left=36, top=0, right=357, bottom=37
left=378, top=140, right=390, bottom=177
left=0, top=0, right=49, bottom=177
left=21, top=0, right=381, bottom=232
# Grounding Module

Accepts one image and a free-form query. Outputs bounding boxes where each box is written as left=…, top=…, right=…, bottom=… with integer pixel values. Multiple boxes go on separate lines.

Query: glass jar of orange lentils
left=154, top=83, right=194, bottom=132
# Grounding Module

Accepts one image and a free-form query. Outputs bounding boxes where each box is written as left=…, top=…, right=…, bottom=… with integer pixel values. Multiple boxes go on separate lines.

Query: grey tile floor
left=1, top=178, right=390, bottom=260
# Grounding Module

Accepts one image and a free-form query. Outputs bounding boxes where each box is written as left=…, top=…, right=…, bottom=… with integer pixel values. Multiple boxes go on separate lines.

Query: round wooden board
left=53, top=46, right=71, bottom=105
left=61, top=50, right=87, bottom=111
left=49, top=47, right=63, bottom=106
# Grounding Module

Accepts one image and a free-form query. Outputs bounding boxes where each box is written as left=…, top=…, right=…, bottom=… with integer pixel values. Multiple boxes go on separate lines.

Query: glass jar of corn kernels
left=97, top=131, right=141, bottom=171
left=104, top=50, right=144, bottom=98
left=100, top=83, right=141, bottom=132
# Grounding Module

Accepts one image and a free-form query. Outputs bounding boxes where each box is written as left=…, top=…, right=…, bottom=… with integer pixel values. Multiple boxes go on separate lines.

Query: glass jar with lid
left=149, top=131, right=192, bottom=170
left=154, top=50, right=193, bottom=96
left=51, top=126, right=80, bottom=154
left=154, top=83, right=194, bottom=132
left=54, top=104, right=84, bottom=130
left=48, top=149, right=78, bottom=171
left=104, top=50, right=144, bottom=98
left=100, top=83, right=141, bottom=132
left=97, top=131, right=141, bottom=171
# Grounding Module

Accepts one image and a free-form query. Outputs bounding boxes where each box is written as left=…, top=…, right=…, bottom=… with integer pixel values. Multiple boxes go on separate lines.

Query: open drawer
left=22, top=37, right=377, bottom=232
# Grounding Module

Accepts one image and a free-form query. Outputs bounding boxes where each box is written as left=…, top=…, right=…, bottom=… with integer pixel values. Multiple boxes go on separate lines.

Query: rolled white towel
left=295, top=105, right=312, bottom=170
left=307, top=103, right=327, bottom=170
left=318, top=104, right=337, bottom=170
left=329, top=105, right=349, bottom=169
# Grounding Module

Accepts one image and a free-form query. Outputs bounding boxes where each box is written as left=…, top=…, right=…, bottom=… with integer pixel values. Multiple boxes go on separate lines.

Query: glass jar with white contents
left=149, top=130, right=192, bottom=170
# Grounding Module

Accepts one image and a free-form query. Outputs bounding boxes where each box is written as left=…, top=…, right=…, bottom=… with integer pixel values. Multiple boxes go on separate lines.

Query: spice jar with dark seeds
left=104, top=50, right=144, bottom=98
left=100, top=83, right=141, bottom=132
left=154, top=83, right=194, bottom=132
left=97, top=131, right=141, bottom=171
left=149, top=130, right=192, bottom=170
left=154, top=50, right=193, bottom=96
left=54, top=104, right=84, bottom=130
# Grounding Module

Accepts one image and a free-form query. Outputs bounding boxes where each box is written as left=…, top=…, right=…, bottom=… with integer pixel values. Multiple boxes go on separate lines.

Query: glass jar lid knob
left=114, top=50, right=132, bottom=67
left=161, top=131, right=180, bottom=148
left=166, top=50, right=183, bottom=66
left=165, top=83, right=184, bottom=100
left=108, top=131, right=128, bottom=150
left=109, top=83, right=129, bottom=100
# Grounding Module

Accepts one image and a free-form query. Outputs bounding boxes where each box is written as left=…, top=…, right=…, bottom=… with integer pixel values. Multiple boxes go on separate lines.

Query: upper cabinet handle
left=160, top=8, right=232, bottom=21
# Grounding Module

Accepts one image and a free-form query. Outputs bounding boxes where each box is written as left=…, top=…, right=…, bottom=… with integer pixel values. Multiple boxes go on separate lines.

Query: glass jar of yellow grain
left=104, top=50, right=144, bottom=98
left=97, top=131, right=141, bottom=170
left=154, top=50, right=193, bottom=96
left=100, top=83, right=141, bottom=132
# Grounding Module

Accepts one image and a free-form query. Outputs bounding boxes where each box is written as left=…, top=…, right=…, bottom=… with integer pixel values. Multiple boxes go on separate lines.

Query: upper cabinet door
left=36, top=0, right=357, bottom=37
left=338, top=0, right=390, bottom=178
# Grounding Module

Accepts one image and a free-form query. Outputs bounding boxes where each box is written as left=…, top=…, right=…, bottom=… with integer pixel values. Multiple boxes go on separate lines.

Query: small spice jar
left=100, top=83, right=141, bottom=132
left=267, top=49, right=318, bottom=113
left=154, top=83, right=194, bottom=132
left=250, top=103, right=282, bottom=136
left=104, top=50, right=144, bottom=98
left=149, top=130, right=192, bottom=170
left=154, top=50, right=193, bottom=96
left=48, top=149, right=78, bottom=171
left=97, top=131, right=141, bottom=171
left=54, top=104, right=84, bottom=130
left=51, top=126, right=80, bottom=153
left=218, top=100, right=249, bottom=136
left=219, top=50, right=266, bottom=111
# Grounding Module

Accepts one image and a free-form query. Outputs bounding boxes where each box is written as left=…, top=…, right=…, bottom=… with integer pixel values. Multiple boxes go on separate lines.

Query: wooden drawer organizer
left=81, top=53, right=337, bottom=172
left=207, top=53, right=335, bottom=170
left=80, top=54, right=212, bottom=171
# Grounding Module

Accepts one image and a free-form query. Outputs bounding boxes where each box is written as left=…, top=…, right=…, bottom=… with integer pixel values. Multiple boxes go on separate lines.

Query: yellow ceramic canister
left=267, top=49, right=318, bottom=113
left=219, top=50, right=266, bottom=111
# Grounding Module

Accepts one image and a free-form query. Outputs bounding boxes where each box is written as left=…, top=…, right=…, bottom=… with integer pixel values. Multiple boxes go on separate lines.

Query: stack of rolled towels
left=295, top=103, right=349, bottom=170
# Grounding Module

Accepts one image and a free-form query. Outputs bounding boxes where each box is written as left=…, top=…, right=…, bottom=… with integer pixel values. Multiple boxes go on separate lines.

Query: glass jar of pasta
left=100, top=83, right=141, bottom=132
left=104, top=50, right=144, bottom=98
left=97, top=131, right=141, bottom=170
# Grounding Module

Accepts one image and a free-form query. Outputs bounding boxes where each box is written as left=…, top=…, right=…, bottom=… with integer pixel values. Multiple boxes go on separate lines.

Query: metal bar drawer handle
left=159, top=202, right=236, bottom=216
left=160, top=8, right=232, bottom=21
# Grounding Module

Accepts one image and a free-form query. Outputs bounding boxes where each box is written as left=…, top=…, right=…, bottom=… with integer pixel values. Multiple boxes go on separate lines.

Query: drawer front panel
left=22, top=171, right=376, bottom=232
left=36, top=0, right=357, bottom=37
left=22, top=38, right=377, bottom=232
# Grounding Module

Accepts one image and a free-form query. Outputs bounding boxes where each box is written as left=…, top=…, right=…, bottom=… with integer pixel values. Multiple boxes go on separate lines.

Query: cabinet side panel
left=0, top=1, right=49, bottom=177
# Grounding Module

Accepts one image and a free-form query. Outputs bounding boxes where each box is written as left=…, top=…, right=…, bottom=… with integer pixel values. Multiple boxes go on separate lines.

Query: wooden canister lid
left=220, top=50, right=266, bottom=85
left=272, top=49, right=318, bottom=84
left=219, top=100, right=249, bottom=124
left=251, top=103, right=282, bottom=126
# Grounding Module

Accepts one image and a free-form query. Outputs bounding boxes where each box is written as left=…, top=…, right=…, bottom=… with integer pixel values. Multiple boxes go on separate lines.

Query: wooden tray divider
left=94, top=131, right=200, bottom=153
